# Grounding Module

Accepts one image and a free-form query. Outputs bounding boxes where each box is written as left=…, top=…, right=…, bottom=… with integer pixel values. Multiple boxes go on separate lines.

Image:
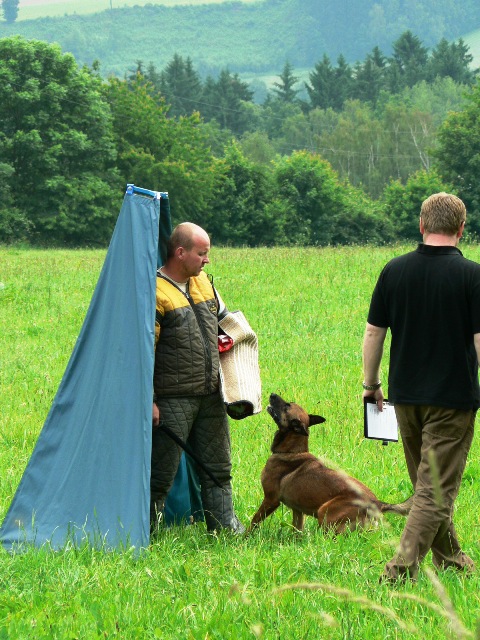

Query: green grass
left=17, top=0, right=260, bottom=21
left=1, top=245, right=480, bottom=638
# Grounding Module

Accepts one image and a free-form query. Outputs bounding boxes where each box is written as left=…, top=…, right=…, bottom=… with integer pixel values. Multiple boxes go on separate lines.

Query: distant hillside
left=17, top=0, right=259, bottom=22
left=4, top=0, right=480, bottom=78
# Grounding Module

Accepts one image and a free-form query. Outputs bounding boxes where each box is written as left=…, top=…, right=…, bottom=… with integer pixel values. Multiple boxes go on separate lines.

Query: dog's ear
left=291, top=419, right=309, bottom=436
left=308, top=414, right=326, bottom=426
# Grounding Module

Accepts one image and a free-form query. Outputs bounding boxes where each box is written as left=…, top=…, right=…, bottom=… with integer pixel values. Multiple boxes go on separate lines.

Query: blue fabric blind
left=0, top=187, right=163, bottom=551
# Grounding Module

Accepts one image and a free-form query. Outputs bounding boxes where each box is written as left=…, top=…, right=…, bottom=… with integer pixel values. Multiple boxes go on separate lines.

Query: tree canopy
left=104, top=74, right=217, bottom=222
left=0, top=36, right=120, bottom=244
left=0, top=34, right=477, bottom=247
left=434, top=82, right=480, bottom=235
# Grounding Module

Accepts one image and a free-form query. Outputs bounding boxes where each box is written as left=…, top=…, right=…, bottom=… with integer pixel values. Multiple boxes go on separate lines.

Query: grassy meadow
left=1, top=244, right=480, bottom=638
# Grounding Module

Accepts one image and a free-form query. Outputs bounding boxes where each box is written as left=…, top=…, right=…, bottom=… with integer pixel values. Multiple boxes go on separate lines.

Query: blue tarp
left=0, top=185, right=164, bottom=551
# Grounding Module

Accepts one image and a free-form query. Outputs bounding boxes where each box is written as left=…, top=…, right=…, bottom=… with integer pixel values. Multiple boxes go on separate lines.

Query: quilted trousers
left=150, top=392, right=243, bottom=532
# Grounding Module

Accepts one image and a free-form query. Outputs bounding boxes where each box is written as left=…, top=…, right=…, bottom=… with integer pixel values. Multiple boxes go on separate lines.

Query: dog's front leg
left=245, top=499, right=280, bottom=533
left=292, top=509, right=305, bottom=532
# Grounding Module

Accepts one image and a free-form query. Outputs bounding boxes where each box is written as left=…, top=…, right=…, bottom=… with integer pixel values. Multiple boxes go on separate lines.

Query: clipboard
left=364, top=397, right=398, bottom=443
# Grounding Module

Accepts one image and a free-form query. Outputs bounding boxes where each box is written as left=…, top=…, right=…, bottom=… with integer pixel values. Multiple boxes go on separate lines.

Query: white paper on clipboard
left=364, top=398, right=398, bottom=442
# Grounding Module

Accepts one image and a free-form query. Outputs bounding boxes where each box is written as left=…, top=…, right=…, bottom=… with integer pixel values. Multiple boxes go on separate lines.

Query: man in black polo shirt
left=362, top=192, right=480, bottom=582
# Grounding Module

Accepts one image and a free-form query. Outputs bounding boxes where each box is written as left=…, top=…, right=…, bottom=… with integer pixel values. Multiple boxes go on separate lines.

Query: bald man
left=151, top=222, right=244, bottom=535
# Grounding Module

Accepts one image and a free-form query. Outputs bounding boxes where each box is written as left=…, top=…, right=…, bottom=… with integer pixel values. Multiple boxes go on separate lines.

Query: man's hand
left=362, top=387, right=385, bottom=411
left=152, top=402, right=160, bottom=429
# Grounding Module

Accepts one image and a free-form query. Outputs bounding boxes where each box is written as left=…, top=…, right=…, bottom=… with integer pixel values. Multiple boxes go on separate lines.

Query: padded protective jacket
left=154, top=271, right=220, bottom=397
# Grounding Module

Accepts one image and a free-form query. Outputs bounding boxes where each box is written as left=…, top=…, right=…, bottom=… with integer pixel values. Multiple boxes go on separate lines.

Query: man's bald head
left=167, top=222, right=210, bottom=259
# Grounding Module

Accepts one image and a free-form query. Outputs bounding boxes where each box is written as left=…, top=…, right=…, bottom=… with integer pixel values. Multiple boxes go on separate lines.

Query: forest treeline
left=2, top=0, right=480, bottom=78
left=1, top=33, right=480, bottom=247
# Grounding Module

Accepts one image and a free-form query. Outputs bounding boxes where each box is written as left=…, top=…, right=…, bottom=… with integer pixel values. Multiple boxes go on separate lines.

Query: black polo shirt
left=368, top=243, right=480, bottom=410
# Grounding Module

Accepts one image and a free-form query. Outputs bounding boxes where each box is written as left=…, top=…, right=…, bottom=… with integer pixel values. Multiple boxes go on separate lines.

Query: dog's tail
left=378, top=495, right=413, bottom=516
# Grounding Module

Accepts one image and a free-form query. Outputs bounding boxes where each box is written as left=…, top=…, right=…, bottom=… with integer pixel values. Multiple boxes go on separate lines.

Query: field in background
left=17, top=0, right=260, bottom=21
left=1, top=245, right=479, bottom=638
left=464, top=28, right=480, bottom=68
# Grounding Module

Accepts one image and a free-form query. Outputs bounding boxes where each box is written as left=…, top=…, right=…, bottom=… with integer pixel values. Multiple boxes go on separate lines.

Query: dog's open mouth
left=267, top=404, right=279, bottom=423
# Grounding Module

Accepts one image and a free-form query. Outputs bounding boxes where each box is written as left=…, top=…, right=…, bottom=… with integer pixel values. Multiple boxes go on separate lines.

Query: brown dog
left=248, top=393, right=412, bottom=534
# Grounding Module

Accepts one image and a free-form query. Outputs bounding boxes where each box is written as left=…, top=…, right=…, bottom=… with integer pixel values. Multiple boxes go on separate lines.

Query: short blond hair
left=420, top=192, right=466, bottom=235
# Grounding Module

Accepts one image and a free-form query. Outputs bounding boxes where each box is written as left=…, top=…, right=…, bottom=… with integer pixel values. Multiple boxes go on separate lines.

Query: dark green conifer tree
left=2, top=0, right=19, bottom=23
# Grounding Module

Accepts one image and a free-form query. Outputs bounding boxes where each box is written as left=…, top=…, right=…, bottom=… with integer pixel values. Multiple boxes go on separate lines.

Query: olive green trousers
left=384, top=404, right=475, bottom=581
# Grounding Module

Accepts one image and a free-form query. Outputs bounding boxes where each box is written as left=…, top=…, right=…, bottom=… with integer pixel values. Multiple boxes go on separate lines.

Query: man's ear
left=419, top=216, right=425, bottom=235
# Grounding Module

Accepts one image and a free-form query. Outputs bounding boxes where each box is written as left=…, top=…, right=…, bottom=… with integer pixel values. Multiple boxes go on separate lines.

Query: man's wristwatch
left=362, top=381, right=382, bottom=391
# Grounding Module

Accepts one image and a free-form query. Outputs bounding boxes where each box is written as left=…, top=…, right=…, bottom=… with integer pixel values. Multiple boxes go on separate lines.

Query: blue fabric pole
left=0, top=187, right=159, bottom=551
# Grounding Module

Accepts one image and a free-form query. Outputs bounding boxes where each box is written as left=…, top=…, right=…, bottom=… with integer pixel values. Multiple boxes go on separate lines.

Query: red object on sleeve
left=218, top=334, right=234, bottom=352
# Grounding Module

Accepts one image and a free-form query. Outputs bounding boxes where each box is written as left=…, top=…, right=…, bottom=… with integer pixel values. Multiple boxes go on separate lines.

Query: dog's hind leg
left=246, top=498, right=280, bottom=533
left=317, top=497, right=365, bottom=534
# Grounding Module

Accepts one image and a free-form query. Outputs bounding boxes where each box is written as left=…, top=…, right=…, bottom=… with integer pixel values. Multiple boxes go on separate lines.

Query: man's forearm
left=362, top=323, right=387, bottom=383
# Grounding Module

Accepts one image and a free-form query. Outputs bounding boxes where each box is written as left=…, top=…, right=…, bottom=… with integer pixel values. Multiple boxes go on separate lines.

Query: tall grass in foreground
left=1, top=245, right=479, bottom=639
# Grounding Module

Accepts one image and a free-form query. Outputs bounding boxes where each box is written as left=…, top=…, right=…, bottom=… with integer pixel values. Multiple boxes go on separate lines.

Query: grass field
left=1, top=245, right=480, bottom=638
left=17, top=0, right=260, bottom=21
